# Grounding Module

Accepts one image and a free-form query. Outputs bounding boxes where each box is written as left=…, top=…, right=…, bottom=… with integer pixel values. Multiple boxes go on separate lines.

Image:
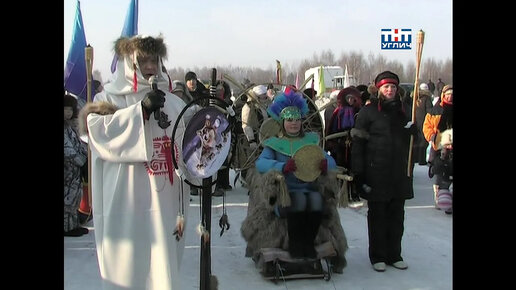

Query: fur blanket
left=240, top=167, right=348, bottom=273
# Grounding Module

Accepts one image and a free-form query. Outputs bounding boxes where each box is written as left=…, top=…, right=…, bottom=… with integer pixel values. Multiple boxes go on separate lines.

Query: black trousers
left=216, top=166, right=230, bottom=188
left=366, top=199, right=406, bottom=264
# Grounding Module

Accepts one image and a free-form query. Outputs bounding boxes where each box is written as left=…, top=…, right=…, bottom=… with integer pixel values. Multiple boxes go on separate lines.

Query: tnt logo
left=381, top=29, right=412, bottom=50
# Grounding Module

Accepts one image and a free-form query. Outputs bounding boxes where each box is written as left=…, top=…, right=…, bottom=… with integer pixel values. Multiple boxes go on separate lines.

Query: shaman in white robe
left=86, top=55, right=197, bottom=290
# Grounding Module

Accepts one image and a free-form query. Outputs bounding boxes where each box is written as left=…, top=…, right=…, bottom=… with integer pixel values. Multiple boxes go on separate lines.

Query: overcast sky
left=64, top=0, right=453, bottom=81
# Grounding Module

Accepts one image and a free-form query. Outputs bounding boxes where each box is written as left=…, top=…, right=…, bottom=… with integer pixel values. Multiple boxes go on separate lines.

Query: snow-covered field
left=64, top=165, right=452, bottom=290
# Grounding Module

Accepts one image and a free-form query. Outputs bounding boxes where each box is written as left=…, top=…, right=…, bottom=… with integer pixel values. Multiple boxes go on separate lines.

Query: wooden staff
left=276, top=60, right=281, bottom=84
left=407, top=30, right=424, bottom=177
left=85, top=45, right=94, bottom=216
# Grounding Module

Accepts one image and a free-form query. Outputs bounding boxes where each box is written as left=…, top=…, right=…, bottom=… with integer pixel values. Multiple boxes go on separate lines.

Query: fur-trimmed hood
left=78, top=101, right=118, bottom=136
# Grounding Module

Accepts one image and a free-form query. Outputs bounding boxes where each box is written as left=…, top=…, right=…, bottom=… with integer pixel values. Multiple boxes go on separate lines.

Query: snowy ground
left=64, top=165, right=452, bottom=290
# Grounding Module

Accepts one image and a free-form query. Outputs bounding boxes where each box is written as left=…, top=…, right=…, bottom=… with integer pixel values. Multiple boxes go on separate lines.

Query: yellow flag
left=318, top=65, right=326, bottom=97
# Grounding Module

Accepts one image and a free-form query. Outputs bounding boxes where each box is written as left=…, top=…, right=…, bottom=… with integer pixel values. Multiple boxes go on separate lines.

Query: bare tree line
left=93, top=50, right=452, bottom=91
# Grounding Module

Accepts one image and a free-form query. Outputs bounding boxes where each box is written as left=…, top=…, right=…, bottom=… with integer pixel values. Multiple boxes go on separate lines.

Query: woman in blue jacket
left=256, top=86, right=336, bottom=258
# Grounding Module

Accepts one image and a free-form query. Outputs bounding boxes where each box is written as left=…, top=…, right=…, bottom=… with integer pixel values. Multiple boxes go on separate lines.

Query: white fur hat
left=419, top=83, right=429, bottom=91
left=252, top=85, right=267, bottom=96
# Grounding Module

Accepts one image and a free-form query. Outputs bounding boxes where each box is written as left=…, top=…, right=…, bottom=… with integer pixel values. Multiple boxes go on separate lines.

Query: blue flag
left=110, top=0, right=139, bottom=73
left=64, top=0, right=87, bottom=101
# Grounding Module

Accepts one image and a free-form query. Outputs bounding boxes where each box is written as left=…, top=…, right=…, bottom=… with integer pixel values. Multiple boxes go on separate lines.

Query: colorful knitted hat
left=267, top=86, right=309, bottom=122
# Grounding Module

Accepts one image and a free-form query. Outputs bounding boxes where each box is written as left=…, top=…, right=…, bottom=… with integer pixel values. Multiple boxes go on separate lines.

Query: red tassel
left=163, top=136, right=174, bottom=185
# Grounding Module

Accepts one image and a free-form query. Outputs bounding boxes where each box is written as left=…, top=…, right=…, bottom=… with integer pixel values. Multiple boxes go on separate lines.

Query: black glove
left=353, top=173, right=363, bottom=188
left=404, top=121, right=418, bottom=135
left=142, top=89, right=166, bottom=117
left=410, top=124, right=418, bottom=135
left=353, top=174, right=371, bottom=194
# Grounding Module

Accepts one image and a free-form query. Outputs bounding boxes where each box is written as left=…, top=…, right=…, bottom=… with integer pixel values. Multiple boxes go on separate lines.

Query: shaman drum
left=182, top=107, right=231, bottom=178
left=259, top=118, right=281, bottom=143
left=292, top=144, right=325, bottom=182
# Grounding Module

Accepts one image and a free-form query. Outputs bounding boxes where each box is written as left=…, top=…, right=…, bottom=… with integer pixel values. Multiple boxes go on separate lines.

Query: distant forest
left=92, top=49, right=452, bottom=93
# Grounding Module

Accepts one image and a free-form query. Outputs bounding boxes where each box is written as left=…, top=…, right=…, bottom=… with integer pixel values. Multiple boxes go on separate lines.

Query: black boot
left=287, top=212, right=305, bottom=258
left=64, top=227, right=88, bottom=237
left=78, top=211, right=92, bottom=225
left=302, top=211, right=322, bottom=259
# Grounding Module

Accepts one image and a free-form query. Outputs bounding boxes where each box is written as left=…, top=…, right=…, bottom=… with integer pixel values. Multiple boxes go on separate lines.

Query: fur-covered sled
left=240, top=167, right=348, bottom=281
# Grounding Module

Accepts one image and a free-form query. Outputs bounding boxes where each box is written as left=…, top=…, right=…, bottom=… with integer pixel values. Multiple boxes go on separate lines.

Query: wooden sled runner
left=256, top=241, right=337, bottom=282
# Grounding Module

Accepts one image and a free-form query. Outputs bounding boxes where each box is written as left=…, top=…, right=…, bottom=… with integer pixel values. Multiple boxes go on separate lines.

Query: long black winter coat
left=350, top=98, right=415, bottom=202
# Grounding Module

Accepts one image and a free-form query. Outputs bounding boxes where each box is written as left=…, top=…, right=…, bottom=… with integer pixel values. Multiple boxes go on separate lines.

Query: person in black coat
left=427, top=79, right=435, bottom=94
left=413, top=84, right=434, bottom=165
left=185, top=71, right=210, bottom=106
left=212, top=80, right=234, bottom=196
left=185, top=71, right=211, bottom=196
left=350, top=71, right=416, bottom=272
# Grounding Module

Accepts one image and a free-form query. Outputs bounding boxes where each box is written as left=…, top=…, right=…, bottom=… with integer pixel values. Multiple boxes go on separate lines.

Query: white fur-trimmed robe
left=83, top=56, right=197, bottom=290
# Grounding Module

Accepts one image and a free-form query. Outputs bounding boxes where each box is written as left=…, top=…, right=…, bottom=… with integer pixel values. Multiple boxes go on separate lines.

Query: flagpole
left=85, top=45, right=94, bottom=217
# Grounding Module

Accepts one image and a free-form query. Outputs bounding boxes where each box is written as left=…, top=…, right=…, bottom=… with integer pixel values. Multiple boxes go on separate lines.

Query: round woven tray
left=293, top=144, right=324, bottom=182
left=259, top=118, right=281, bottom=142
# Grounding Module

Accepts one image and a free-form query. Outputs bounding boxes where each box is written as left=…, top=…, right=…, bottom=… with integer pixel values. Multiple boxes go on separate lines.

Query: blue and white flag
left=64, top=0, right=87, bottom=101
left=110, top=0, right=139, bottom=73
